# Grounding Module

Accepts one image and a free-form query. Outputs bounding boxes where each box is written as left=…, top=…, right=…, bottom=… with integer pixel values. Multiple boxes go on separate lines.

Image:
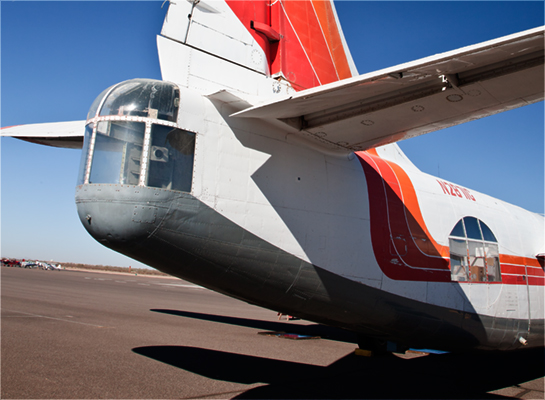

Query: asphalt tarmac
left=2, top=267, right=543, bottom=399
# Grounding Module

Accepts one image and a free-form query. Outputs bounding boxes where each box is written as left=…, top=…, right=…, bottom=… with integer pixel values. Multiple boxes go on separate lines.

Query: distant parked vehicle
left=1, top=259, right=20, bottom=267
left=3, top=259, right=62, bottom=270
left=20, top=261, right=38, bottom=269
left=38, top=262, right=61, bottom=271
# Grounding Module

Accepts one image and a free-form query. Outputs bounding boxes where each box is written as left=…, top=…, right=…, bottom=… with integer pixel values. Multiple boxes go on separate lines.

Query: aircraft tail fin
left=158, top=0, right=358, bottom=93
left=249, top=0, right=359, bottom=90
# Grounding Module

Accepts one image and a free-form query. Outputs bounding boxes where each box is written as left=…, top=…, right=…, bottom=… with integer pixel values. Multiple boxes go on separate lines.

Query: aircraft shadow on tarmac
left=134, top=309, right=545, bottom=399
left=150, top=308, right=358, bottom=343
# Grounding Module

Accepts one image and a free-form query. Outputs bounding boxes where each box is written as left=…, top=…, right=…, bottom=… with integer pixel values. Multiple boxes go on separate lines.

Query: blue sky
left=1, top=1, right=543, bottom=268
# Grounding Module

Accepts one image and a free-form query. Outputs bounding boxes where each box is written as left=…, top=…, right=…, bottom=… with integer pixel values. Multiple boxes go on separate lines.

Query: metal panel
left=132, top=205, right=158, bottom=224
left=160, top=1, right=193, bottom=44
left=184, top=0, right=268, bottom=75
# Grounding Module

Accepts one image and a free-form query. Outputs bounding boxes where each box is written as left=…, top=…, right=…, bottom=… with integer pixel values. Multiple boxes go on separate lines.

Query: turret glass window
left=146, top=125, right=195, bottom=192
left=78, top=79, right=194, bottom=193
left=89, top=121, right=145, bottom=185
left=99, top=79, right=179, bottom=122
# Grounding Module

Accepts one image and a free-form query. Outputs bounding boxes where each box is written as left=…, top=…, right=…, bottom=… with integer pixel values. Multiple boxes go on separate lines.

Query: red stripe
left=527, top=265, right=545, bottom=277
left=357, top=150, right=543, bottom=286
left=357, top=151, right=450, bottom=282
left=501, top=264, right=528, bottom=275
left=528, top=276, right=545, bottom=286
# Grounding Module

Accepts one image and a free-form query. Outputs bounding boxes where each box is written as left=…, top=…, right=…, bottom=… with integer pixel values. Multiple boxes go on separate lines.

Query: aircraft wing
left=1, top=121, right=85, bottom=149
left=233, top=26, right=544, bottom=152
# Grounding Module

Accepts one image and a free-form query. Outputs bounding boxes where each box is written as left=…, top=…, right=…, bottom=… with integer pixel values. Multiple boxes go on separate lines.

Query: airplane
left=2, top=0, right=544, bottom=354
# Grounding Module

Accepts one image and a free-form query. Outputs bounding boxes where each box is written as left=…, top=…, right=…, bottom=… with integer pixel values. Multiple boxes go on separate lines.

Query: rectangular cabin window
left=468, top=241, right=487, bottom=282
left=450, top=238, right=469, bottom=281
left=485, top=244, right=501, bottom=282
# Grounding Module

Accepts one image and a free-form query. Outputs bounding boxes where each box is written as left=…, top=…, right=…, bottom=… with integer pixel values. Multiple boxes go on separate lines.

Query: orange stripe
left=500, top=254, right=541, bottom=268
left=386, top=160, right=450, bottom=258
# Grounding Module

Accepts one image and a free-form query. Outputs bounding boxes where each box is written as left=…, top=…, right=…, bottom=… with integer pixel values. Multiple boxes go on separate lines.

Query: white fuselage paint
left=184, top=85, right=543, bottom=325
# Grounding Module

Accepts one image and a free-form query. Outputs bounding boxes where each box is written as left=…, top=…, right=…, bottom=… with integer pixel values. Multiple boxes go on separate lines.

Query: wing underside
left=234, top=27, right=544, bottom=152
left=1, top=121, right=85, bottom=149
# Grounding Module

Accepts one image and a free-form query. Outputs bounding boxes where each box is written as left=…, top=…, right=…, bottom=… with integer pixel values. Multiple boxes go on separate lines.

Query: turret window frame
left=78, top=79, right=195, bottom=194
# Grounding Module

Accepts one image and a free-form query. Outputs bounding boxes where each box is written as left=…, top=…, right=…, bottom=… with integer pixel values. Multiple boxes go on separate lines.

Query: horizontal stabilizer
left=205, top=90, right=253, bottom=111
left=1, top=121, right=85, bottom=149
left=233, top=26, right=544, bottom=152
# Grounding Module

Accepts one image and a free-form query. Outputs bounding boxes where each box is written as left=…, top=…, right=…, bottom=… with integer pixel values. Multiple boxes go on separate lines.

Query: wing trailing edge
left=1, top=121, right=85, bottom=149
left=233, top=26, right=544, bottom=152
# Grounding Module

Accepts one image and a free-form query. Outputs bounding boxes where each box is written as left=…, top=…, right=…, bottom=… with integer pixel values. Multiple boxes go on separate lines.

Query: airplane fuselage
left=75, top=81, right=544, bottom=352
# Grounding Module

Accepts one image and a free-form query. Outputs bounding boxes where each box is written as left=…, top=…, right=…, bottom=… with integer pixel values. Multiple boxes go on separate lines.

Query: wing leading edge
left=1, top=121, right=85, bottom=149
left=233, top=26, right=544, bottom=152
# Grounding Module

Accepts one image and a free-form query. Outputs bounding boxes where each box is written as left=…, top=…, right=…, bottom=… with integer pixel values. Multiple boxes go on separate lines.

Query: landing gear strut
left=356, top=335, right=388, bottom=356
left=356, top=335, right=409, bottom=356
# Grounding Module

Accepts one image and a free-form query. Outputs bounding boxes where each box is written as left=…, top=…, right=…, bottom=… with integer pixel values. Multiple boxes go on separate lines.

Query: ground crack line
left=1, top=309, right=109, bottom=328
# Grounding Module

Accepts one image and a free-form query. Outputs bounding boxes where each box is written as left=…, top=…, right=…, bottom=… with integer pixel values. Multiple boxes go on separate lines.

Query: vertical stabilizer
left=228, top=0, right=358, bottom=90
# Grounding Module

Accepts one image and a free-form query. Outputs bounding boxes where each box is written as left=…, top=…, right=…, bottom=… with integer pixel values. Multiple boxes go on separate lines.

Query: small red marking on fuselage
left=437, top=179, right=475, bottom=201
